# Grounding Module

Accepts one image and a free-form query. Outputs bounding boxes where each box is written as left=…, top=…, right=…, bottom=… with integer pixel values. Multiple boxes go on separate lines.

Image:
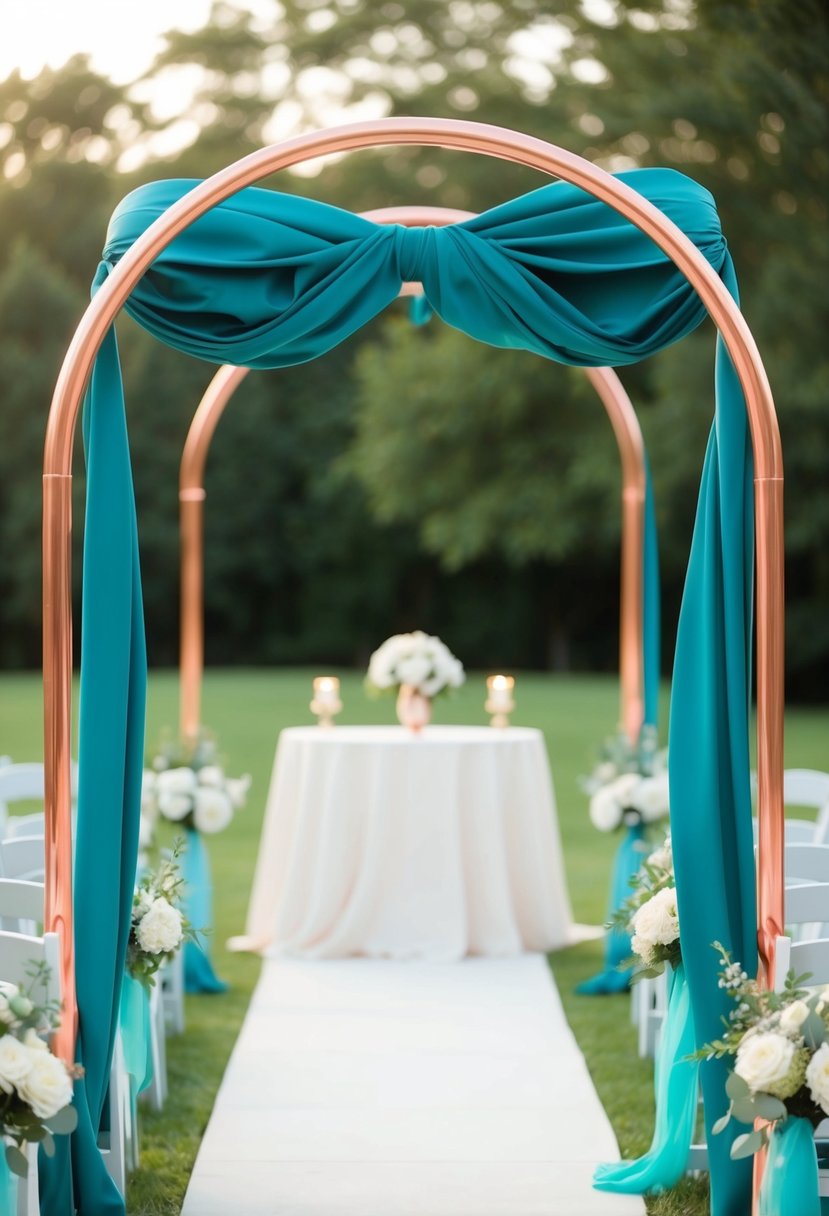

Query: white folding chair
left=160, top=947, right=186, bottom=1036
left=784, top=769, right=829, bottom=844
left=145, top=982, right=168, bottom=1112
left=0, top=763, right=77, bottom=838
left=0, top=878, right=44, bottom=937
left=0, top=836, right=45, bottom=882
left=5, top=813, right=45, bottom=840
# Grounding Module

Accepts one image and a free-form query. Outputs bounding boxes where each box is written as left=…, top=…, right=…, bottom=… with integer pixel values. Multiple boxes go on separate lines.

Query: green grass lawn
left=0, top=668, right=826, bottom=1214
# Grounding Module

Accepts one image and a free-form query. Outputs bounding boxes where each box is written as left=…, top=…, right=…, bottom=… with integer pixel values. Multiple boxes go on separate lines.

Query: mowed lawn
left=0, top=669, right=826, bottom=1215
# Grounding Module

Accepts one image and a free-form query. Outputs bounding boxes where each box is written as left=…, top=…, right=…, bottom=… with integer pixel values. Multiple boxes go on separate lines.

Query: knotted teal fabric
left=594, top=963, right=698, bottom=1193
left=182, top=827, right=227, bottom=993
left=760, top=1118, right=820, bottom=1216
left=62, top=164, right=756, bottom=1214
left=119, top=974, right=153, bottom=1104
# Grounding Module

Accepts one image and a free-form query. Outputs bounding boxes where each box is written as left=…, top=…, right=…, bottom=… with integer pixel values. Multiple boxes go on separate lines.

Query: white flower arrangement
left=142, top=730, right=250, bottom=840
left=127, top=846, right=194, bottom=987
left=365, top=631, right=465, bottom=699
left=583, top=726, right=670, bottom=833
left=703, top=945, right=829, bottom=1158
left=609, top=833, right=680, bottom=978
left=0, top=964, right=79, bottom=1179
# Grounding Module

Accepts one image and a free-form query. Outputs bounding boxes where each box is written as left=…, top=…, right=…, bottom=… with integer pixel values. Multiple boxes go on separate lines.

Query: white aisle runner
left=182, top=956, right=645, bottom=1216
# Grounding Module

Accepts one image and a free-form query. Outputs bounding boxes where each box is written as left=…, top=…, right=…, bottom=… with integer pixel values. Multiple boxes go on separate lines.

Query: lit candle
left=310, top=676, right=342, bottom=727
left=485, top=674, right=515, bottom=728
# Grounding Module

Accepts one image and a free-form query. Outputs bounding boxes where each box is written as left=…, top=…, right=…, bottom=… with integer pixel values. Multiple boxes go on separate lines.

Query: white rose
left=633, top=772, right=671, bottom=822
left=141, top=769, right=157, bottom=812
left=156, top=767, right=198, bottom=797
left=589, top=785, right=623, bottom=832
left=609, top=772, right=644, bottom=804
left=197, top=765, right=225, bottom=788
left=807, top=1042, right=829, bottom=1113
left=396, top=654, right=432, bottom=690
left=631, top=886, right=679, bottom=949
left=136, top=897, right=183, bottom=954
left=17, top=1050, right=74, bottom=1119
left=648, top=837, right=673, bottom=875
left=594, top=761, right=618, bottom=786
left=23, top=1029, right=49, bottom=1053
left=0, top=1034, right=33, bottom=1094
left=193, top=787, right=234, bottom=834
left=630, top=931, right=659, bottom=967
left=157, top=791, right=193, bottom=821
left=226, top=775, right=251, bottom=810
left=735, top=1031, right=797, bottom=1094
left=779, top=1000, right=810, bottom=1035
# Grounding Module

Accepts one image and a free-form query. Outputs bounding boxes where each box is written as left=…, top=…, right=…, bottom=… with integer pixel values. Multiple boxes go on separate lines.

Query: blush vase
left=396, top=684, right=432, bottom=733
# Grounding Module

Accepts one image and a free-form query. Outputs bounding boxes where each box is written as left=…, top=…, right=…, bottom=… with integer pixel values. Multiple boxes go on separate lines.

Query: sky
left=2, top=1, right=230, bottom=83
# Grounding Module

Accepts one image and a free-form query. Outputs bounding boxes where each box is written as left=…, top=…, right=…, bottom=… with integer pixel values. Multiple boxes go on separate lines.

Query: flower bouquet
left=577, top=723, right=669, bottom=996
left=0, top=964, right=79, bottom=1179
left=366, top=631, right=464, bottom=731
left=702, top=945, right=829, bottom=1214
left=142, top=730, right=249, bottom=994
left=127, top=847, right=192, bottom=988
left=610, top=834, right=679, bottom=979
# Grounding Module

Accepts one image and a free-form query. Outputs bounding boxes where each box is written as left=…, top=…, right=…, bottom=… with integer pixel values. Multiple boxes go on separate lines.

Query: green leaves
left=44, top=1104, right=78, bottom=1136
left=5, top=1144, right=28, bottom=1178
left=731, top=1129, right=767, bottom=1160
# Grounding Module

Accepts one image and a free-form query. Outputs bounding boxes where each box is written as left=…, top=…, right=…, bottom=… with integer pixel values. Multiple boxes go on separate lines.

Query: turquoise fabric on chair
left=53, top=164, right=758, bottom=1214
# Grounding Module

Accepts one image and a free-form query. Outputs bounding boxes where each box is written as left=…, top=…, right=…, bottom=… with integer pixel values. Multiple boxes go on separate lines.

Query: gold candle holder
left=485, top=674, right=515, bottom=729
left=310, top=676, right=342, bottom=728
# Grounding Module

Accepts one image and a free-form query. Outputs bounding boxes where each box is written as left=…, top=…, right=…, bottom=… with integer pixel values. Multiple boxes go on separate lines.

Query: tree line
left=0, top=0, right=825, bottom=698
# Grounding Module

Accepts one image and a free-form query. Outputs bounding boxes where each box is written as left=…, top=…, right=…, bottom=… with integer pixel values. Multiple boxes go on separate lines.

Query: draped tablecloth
left=233, top=726, right=578, bottom=961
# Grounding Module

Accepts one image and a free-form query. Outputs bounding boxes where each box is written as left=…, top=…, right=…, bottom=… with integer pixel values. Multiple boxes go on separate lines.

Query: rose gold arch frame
left=178, top=209, right=647, bottom=751
left=42, top=118, right=784, bottom=1075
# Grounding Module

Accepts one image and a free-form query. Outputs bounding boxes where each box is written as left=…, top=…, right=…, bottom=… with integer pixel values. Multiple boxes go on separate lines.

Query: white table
left=233, top=725, right=578, bottom=962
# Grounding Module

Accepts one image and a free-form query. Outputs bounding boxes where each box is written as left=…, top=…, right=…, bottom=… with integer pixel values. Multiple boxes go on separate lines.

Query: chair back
left=784, top=843, right=829, bottom=884
left=0, top=928, right=61, bottom=1005
left=0, top=835, right=45, bottom=881
left=0, top=878, right=44, bottom=925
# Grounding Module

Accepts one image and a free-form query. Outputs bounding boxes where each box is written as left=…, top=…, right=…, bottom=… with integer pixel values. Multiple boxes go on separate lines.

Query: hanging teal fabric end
left=576, top=822, right=646, bottom=994
left=183, top=828, right=228, bottom=994
left=119, top=974, right=154, bottom=1098
left=0, top=1150, right=17, bottom=1215
left=408, top=294, right=433, bottom=326
left=760, top=1118, right=820, bottom=1216
left=593, top=962, right=698, bottom=1193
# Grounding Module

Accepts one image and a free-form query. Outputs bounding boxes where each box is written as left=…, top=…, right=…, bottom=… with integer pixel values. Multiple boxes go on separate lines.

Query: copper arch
left=178, top=211, right=648, bottom=752
left=41, top=118, right=784, bottom=1079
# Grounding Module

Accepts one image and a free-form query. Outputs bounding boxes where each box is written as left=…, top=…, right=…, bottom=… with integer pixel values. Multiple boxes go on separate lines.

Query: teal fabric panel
left=594, top=963, right=698, bottom=1191
left=669, top=263, right=756, bottom=1215
left=182, top=826, right=227, bottom=993
left=69, top=165, right=756, bottom=1213
left=40, top=310, right=147, bottom=1214
left=119, top=974, right=153, bottom=1098
left=576, top=821, right=646, bottom=995
left=760, top=1118, right=820, bottom=1216
left=0, top=1152, right=16, bottom=1214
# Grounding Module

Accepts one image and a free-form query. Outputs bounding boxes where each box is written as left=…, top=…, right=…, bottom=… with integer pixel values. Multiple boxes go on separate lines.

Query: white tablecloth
left=233, top=725, right=578, bottom=961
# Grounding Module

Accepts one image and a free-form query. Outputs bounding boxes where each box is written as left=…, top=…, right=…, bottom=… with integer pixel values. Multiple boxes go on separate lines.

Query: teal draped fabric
left=577, top=822, right=647, bottom=995
left=0, top=1153, right=16, bottom=1214
left=72, top=164, right=755, bottom=1213
left=40, top=316, right=147, bottom=1213
left=119, top=974, right=153, bottom=1101
left=594, top=963, right=698, bottom=1192
left=182, top=827, right=227, bottom=993
left=760, top=1118, right=820, bottom=1216
left=577, top=456, right=661, bottom=996
left=669, top=261, right=756, bottom=1215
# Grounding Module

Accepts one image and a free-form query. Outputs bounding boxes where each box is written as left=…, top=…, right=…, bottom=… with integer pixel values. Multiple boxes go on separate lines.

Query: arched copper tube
left=42, top=118, right=783, bottom=1074
left=178, top=210, right=646, bottom=747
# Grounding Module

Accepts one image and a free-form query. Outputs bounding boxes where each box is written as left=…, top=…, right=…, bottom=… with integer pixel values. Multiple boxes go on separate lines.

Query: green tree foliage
left=0, top=1, right=825, bottom=693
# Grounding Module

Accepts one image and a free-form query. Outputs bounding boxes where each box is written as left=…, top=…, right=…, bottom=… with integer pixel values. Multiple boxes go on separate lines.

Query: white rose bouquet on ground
left=608, top=834, right=680, bottom=978
left=127, top=845, right=195, bottom=988
left=143, top=730, right=251, bottom=839
left=365, top=631, right=465, bottom=699
left=702, top=943, right=829, bottom=1158
left=0, top=963, right=79, bottom=1178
